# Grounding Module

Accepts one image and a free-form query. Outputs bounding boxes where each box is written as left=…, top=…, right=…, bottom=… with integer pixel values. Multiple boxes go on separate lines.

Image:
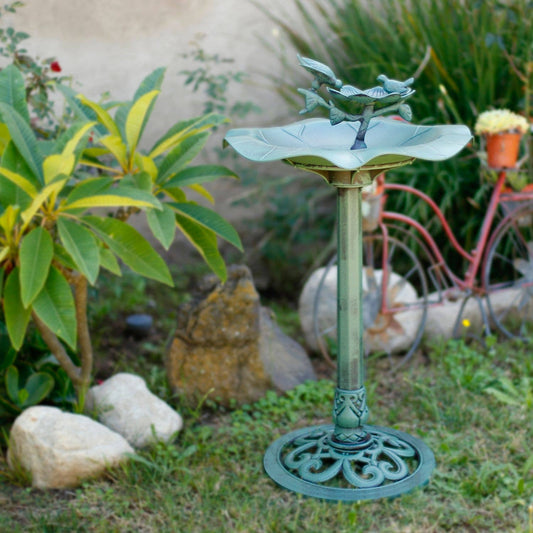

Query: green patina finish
left=224, top=54, right=471, bottom=502
left=297, top=55, right=415, bottom=149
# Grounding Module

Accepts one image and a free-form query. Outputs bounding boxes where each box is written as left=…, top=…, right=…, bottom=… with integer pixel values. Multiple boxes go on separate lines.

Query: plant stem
left=73, top=274, right=93, bottom=394
left=32, top=311, right=82, bottom=387
left=31, top=275, right=93, bottom=401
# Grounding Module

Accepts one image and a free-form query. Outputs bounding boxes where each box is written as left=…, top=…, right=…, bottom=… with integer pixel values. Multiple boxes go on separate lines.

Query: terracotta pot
left=485, top=132, right=522, bottom=169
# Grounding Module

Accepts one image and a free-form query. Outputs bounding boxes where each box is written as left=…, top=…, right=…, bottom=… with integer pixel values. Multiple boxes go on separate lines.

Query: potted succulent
left=475, top=109, right=530, bottom=168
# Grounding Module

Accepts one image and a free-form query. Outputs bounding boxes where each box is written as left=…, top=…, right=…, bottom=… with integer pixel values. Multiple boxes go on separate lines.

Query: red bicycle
left=311, top=170, right=533, bottom=366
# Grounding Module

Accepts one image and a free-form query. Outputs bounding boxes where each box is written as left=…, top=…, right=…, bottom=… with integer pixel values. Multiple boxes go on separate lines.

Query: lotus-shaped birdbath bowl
left=224, top=116, right=471, bottom=183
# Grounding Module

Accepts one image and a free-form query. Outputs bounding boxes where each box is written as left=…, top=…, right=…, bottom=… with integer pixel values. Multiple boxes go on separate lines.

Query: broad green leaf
left=65, top=176, right=113, bottom=205
left=99, top=134, right=128, bottom=168
left=114, top=102, right=131, bottom=143
left=0, top=165, right=37, bottom=197
left=175, top=213, right=227, bottom=281
left=187, top=184, right=214, bottom=204
left=122, top=171, right=152, bottom=192
left=0, top=322, right=16, bottom=369
left=133, top=67, right=166, bottom=101
left=57, top=85, right=93, bottom=120
left=62, top=121, right=96, bottom=158
left=164, top=186, right=187, bottom=202
left=164, top=165, right=238, bottom=188
left=82, top=147, right=109, bottom=159
left=157, top=132, right=209, bottom=183
left=0, top=102, right=43, bottom=181
left=53, top=242, right=78, bottom=271
left=99, top=247, right=121, bottom=276
left=5, top=365, right=19, bottom=403
left=37, top=139, right=58, bottom=157
left=76, top=94, right=121, bottom=138
left=82, top=216, right=173, bottom=286
left=22, top=372, right=54, bottom=407
left=134, top=153, right=158, bottom=182
left=149, top=113, right=228, bottom=158
left=43, top=153, right=75, bottom=184
left=0, top=246, right=9, bottom=262
left=63, top=186, right=162, bottom=211
left=125, top=90, right=159, bottom=155
left=146, top=204, right=176, bottom=250
left=19, top=226, right=54, bottom=308
left=57, top=218, right=100, bottom=284
left=17, top=389, right=29, bottom=406
left=3, top=267, right=31, bottom=350
left=171, top=202, right=243, bottom=251
left=21, top=176, right=68, bottom=227
left=0, top=122, right=11, bottom=153
left=33, top=266, right=77, bottom=350
left=113, top=68, right=166, bottom=143
left=0, top=204, right=20, bottom=234
left=0, top=142, right=36, bottom=209
left=0, top=65, right=29, bottom=122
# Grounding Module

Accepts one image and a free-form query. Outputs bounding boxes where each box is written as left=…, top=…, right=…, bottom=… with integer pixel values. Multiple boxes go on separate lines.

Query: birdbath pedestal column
left=260, top=161, right=434, bottom=501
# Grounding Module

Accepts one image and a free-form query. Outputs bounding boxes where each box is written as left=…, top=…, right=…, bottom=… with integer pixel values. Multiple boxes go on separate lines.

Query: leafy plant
left=485, top=376, right=532, bottom=410
left=256, top=0, right=532, bottom=266
left=0, top=365, right=53, bottom=415
left=0, top=1, right=70, bottom=136
left=179, top=42, right=261, bottom=119
left=0, top=64, right=242, bottom=402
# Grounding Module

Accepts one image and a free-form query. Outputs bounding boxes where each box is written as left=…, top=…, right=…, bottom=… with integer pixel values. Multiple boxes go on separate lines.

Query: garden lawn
left=0, top=333, right=531, bottom=532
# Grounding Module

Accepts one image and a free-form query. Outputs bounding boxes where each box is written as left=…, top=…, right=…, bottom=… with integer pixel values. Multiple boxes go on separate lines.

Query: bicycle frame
left=378, top=171, right=533, bottom=299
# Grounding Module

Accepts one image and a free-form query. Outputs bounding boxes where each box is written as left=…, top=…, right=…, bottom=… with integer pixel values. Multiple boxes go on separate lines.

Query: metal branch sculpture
left=297, top=55, right=415, bottom=149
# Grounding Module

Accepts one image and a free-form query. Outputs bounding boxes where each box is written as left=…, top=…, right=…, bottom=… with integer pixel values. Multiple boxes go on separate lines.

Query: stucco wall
left=5, top=0, right=298, bottom=139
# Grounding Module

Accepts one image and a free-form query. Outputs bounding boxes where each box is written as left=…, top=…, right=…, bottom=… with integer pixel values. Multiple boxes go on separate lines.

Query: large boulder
left=299, top=265, right=421, bottom=354
left=166, top=265, right=315, bottom=407
left=7, top=406, right=133, bottom=489
left=85, top=373, right=183, bottom=448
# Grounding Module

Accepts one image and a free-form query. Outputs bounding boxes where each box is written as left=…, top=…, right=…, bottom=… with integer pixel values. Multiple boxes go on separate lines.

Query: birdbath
left=224, top=57, right=471, bottom=502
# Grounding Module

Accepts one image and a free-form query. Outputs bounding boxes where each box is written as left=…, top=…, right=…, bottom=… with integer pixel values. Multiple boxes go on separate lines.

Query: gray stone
left=86, top=373, right=183, bottom=448
left=7, top=406, right=133, bottom=489
left=259, top=307, right=316, bottom=391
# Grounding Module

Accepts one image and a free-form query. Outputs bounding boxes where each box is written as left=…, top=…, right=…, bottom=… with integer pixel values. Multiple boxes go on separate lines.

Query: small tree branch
left=73, top=274, right=93, bottom=388
left=32, top=311, right=82, bottom=386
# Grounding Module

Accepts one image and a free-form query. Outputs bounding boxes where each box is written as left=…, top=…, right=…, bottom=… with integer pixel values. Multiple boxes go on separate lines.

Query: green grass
left=0, top=334, right=531, bottom=532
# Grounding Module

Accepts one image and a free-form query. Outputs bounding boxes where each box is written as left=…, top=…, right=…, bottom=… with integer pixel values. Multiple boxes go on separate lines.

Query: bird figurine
left=376, top=74, right=414, bottom=95
left=298, top=54, right=343, bottom=91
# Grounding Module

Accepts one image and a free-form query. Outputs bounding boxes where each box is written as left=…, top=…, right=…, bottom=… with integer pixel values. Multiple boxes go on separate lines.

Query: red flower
left=50, top=61, right=62, bottom=73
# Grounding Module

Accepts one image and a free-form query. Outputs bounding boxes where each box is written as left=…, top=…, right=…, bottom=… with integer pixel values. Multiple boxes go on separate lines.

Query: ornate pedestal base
left=264, top=424, right=435, bottom=502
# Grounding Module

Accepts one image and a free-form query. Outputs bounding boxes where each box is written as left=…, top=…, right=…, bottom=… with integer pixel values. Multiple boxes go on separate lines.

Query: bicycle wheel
left=311, top=228, right=428, bottom=368
left=484, top=202, right=533, bottom=340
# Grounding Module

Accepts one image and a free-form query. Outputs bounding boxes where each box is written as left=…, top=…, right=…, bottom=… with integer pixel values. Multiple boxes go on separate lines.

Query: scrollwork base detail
left=264, top=424, right=435, bottom=500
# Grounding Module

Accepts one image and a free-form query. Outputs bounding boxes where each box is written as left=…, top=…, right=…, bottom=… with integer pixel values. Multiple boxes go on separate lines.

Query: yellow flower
left=475, top=109, right=530, bottom=135
left=462, top=318, right=471, bottom=328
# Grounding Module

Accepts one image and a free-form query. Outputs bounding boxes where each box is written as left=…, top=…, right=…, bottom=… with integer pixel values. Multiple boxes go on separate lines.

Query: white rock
left=86, top=373, right=183, bottom=448
left=300, top=264, right=532, bottom=352
left=424, top=286, right=532, bottom=340
left=7, top=406, right=133, bottom=489
left=299, top=265, right=421, bottom=354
